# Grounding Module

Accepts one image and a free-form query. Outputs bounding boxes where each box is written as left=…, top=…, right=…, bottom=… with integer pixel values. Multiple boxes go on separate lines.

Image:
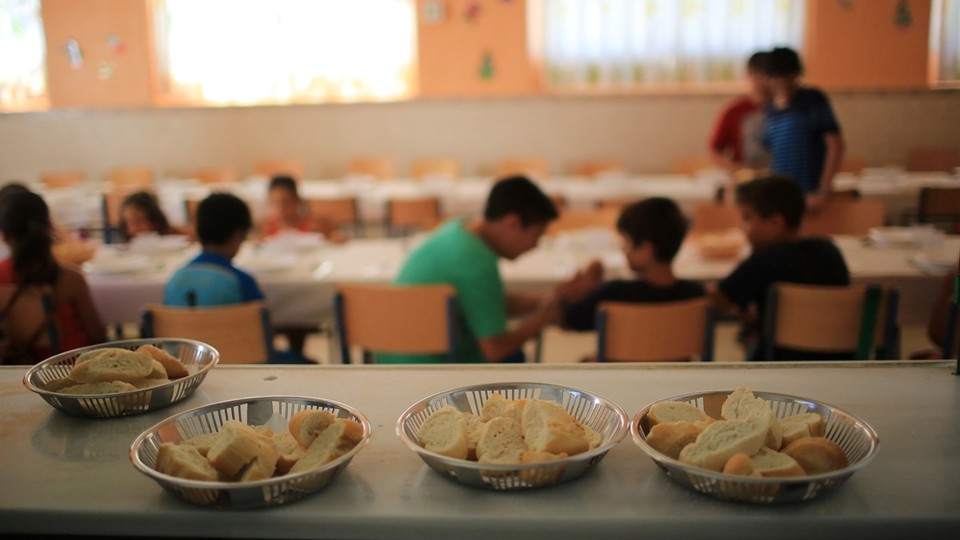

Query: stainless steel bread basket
left=130, top=395, right=372, bottom=509
left=631, top=390, right=879, bottom=504
left=22, top=339, right=219, bottom=418
left=396, top=382, right=629, bottom=490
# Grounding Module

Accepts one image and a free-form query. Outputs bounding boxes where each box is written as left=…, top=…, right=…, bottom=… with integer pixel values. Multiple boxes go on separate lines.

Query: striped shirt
left=764, top=87, right=840, bottom=193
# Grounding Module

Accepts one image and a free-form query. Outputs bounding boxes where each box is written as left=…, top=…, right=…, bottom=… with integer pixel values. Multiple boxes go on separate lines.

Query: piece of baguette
left=647, top=400, right=711, bottom=426
left=646, top=421, right=705, bottom=460
left=476, top=416, right=527, bottom=465
left=751, top=447, right=807, bottom=477
left=237, top=435, right=280, bottom=482
left=272, top=431, right=306, bottom=474
left=722, top=453, right=761, bottom=477
left=780, top=413, right=825, bottom=447
left=678, top=418, right=768, bottom=472
left=521, top=399, right=589, bottom=456
left=581, top=425, right=603, bottom=450
left=136, top=344, right=189, bottom=379
left=720, top=388, right=782, bottom=450
left=520, top=450, right=568, bottom=464
left=417, top=406, right=469, bottom=459
left=69, top=348, right=155, bottom=383
left=782, top=437, right=848, bottom=475
left=132, top=377, right=170, bottom=389
left=181, top=432, right=221, bottom=457
left=156, top=442, right=219, bottom=482
left=481, top=393, right=525, bottom=422
left=288, top=409, right=337, bottom=448
left=463, top=412, right=484, bottom=460
left=60, top=380, right=137, bottom=395
left=289, top=418, right=364, bottom=474
left=206, top=421, right=266, bottom=477
left=42, top=378, right=76, bottom=392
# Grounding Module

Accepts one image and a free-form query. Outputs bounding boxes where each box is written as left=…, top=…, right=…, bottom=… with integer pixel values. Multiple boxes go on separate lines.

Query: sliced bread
left=521, top=399, right=589, bottom=456
left=272, top=431, right=306, bottom=474
left=463, top=412, right=485, bottom=460
left=476, top=416, right=527, bottom=465
left=751, top=447, right=807, bottom=477
left=780, top=413, right=825, bottom=446
left=289, top=418, right=364, bottom=474
left=60, top=380, right=137, bottom=395
left=646, top=420, right=705, bottom=460
left=722, top=453, right=761, bottom=477
left=647, top=400, right=711, bottom=426
left=678, top=418, right=768, bottom=472
left=69, top=348, right=155, bottom=383
left=206, top=421, right=265, bottom=477
left=288, top=409, right=337, bottom=447
left=136, top=344, right=189, bottom=379
left=156, top=442, right=219, bottom=482
left=720, top=388, right=782, bottom=450
left=481, top=393, right=525, bottom=422
left=417, top=406, right=469, bottom=459
left=237, top=435, right=280, bottom=482
left=181, top=432, right=221, bottom=457
left=782, top=437, right=848, bottom=475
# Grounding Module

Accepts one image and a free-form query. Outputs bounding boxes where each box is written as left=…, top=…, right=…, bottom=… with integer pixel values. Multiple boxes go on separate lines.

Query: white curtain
left=0, top=0, right=45, bottom=110
left=156, top=0, right=416, bottom=106
left=539, top=0, right=806, bottom=88
left=932, top=0, right=960, bottom=85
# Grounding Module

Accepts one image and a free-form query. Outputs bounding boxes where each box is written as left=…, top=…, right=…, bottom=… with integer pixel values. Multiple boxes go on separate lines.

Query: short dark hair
left=196, top=192, right=253, bottom=245
left=120, top=190, right=172, bottom=240
left=0, top=190, right=58, bottom=285
left=764, top=47, right=803, bottom=78
left=747, top=51, right=770, bottom=73
left=483, top=176, right=558, bottom=226
left=736, top=176, right=806, bottom=229
left=616, top=197, right=688, bottom=263
left=0, top=182, right=31, bottom=201
left=268, top=175, right=299, bottom=199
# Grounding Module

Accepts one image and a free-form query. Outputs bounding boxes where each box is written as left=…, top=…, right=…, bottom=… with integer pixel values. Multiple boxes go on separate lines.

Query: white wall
left=1, top=91, right=958, bottom=182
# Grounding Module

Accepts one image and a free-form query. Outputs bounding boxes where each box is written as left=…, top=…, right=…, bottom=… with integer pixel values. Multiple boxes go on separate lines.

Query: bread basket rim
left=630, top=388, right=880, bottom=484
left=21, top=338, right=220, bottom=398
left=128, top=394, right=374, bottom=490
left=394, top=381, right=630, bottom=471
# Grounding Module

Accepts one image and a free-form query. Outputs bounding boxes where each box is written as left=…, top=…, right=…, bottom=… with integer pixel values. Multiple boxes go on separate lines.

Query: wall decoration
left=106, top=33, right=126, bottom=55
left=479, top=51, right=494, bottom=80
left=894, top=0, right=912, bottom=28
left=465, top=0, right=481, bottom=22
left=64, top=38, right=83, bottom=69
left=422, top=0, right=445, bottom=24
left=97, top=60, right=115, bottom=81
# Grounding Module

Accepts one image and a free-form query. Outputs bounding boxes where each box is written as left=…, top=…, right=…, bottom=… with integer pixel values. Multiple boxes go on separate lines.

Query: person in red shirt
left=260, top=175, right=345, bottom=243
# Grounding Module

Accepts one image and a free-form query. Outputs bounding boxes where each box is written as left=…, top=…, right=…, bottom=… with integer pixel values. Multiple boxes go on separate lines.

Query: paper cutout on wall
left=465, top=0, right=482, bottom=22
left=479, top=51, right=495, bottom=80
left=422, top=0, right=445, bottom=24
left=894, top=0, right=912, bottom=28
left=64, top=38, right=83, bottom=69
left=97, top=61, right=115, bottom=81
left=107, top=34, right=127, bottom=55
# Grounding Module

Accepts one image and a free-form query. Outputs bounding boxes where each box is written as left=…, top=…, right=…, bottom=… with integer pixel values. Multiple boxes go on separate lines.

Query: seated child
left=260, top=175, right=344, bottom=242
left=119, top=191, right=181, bottom=240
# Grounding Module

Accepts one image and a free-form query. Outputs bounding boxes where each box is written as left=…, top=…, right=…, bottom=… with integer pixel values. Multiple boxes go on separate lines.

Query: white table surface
left=1, top=362, right=959, bottom=539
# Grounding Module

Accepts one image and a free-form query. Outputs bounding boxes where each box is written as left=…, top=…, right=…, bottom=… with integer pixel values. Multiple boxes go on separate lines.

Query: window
left=155, top=0, right=416, bottom=106
left=0, top=0, right=47, bottom=111
left=931, top=0, right=960, bottom=87
left=535, top=0, right=806, bottom=90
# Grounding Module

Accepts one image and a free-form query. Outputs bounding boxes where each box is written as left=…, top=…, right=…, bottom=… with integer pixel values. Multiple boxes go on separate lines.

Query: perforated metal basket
left=396, top=382, right=629, bottom=491
left=129, top=395, right=372, bottom=509
left=631, top=390, right=880, bottom=504
left=22, top=339, right=219, bottom=418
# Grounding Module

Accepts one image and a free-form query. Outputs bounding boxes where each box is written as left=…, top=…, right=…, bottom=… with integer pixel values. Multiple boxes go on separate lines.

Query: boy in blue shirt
left=165, top=193, right=264, bottom=307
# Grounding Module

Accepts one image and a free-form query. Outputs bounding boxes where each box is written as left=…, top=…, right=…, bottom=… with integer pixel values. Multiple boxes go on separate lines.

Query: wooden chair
left=839, top=155, right=867, bottom=174
left=494, top=157, right=549, bottom=179
left=570, top=160, right=625, bottom=177
left=547, top=208, right=618, bottom=235
left=255, top=160, right=304, bottom=180
left=800, top=199, right=886, bottom=236
left=140, top=302, right=274, bottom=364
left=906, top=146, right=959, bottom=173
left=40, top=171, right=86, bottom=189
left=410, top=158, right=460, bottom=180
left=918, top=187, right=960, bottom=231
left=386, top=197, right=442, bottom=234
left=107, top=167, right=154, bottom=188
left=193, top=167, right=237, bottom=184
left=347, top=156, right=395, bottom=180
left=596, top=298, right=715, bottom=362
left=670, top=156, right=712, bottom=176
left=762, top=283, right=896, bottom=360
left=0, top=285, right=60, bottom=364
left=306, top=197, right=360, bottom=230
left=334, top=284, right=458, bottom=364
left=691, top=203, right=741, bottom=234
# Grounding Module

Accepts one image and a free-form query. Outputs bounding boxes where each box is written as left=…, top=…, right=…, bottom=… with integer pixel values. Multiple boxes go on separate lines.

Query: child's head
left=735, top=176, right=805, bottom=249
left=483, top=176, right=558, bottom=260
left=746, top=51, right=771, bottom=98
left=763, top=47, right=803, bottom=95
left=616, top=197, right=688, bottom=273
left=0, top=190, right=58, bottom=285
left=196, top=193, right=253, bottom=258
left=120, top=191, right=171, bottom=240
left=267, top=175, right=301, bottom=224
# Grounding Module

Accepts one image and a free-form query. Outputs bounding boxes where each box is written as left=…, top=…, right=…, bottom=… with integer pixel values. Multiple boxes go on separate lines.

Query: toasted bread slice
left=720, top=388, right=782, bottom=450
left=288, top=409, right=337, bottom=448
left=289, top=418, right=364, bottom=474
left=581, top=425, right=603, bottom=450
left=132, top=377, right=170, bottom=389
left=722, top=453, right=761, bottom=477
left=69, top=348, right=154, bottom=383
left=272, top=431, right=306, bottom=474
left=206, top=421, right=265, bottom=477
left=237, top=436, right=280, bottom=482
left=463, top=412, right=484, bottom=460
left=181, top=432, right=221, bottom=457
left=780, top=413, right=825, bottom=446
left=782, top=437, right=848, bottom=475
left=417, top=406, right=468, bottom=459
left=520, top=450, right=568, bottom=464
left=156, top=442, right=219, bottom=481
left=60, top=380, right=137, bottom=395
left=751, top=447, right=807, bottom=477
left=42, top=377, right=75, bottom=392
left=646, top=420, right=706, bottom=460
left=647, top=400, right=711, bottom=426
left=136, top=344, right=189, bottom=379
left=678, top=418, right=768, bottom=472
left=481, top=393, right=525, bottom=422
left=521, top=399, right=589, bottom=456
left=476, top=416, right=526, bottom=465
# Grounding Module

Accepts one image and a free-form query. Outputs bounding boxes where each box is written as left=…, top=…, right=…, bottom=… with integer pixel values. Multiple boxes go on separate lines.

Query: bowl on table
left=129, top=395, right=372, bottom=509
left=396, top=382, right=629, bottom=491
left=631, top=390, right=879, bottom=504
left=23, top=339, right=219, bottom=418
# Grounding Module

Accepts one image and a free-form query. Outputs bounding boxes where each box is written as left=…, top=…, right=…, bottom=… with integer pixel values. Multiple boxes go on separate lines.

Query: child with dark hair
left=261, top=175, right=343, bottom=242
left=0, top=191, right=105, bottom=363
left=711, top=176, right=850, bottom=360
left=762, top=47, right=844, bottom=206
left=562, top=198, right=705, bottom=331
left=164, top=193, right=263, bottom=307
left=119, top=191, right=177, bottom=241
left=710, top=51, right=772, bottom=175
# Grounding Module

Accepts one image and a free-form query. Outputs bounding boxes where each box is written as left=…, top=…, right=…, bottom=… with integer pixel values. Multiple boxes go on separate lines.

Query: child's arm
left=818, top=132, right=845, bottom=195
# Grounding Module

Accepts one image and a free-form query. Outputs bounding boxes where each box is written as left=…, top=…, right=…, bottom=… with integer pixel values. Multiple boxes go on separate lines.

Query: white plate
left=868, top=226, right=943, bottom=247
left=83, top=255, right=153, bottom=275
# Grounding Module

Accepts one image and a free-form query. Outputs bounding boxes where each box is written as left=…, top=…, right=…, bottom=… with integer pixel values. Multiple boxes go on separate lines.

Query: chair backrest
left=347, top=156, right=395, bottom=180
left=107, top=167, right=154, bottom=188
left=907, top=146, right=959, bottom=172
left=597, top=298, right=714, bottom=362
left=255, top=160, right=304, bottom=180
left=800, top=199, right=886, bottom=236
left=41, top=171, right=86, bottom=189
left=670, top=156, right=711, bottom=175
left=764, top=283, right=883, bottom=359
left=387, top=197, right=442, bottom=233
left=0, top=285, right=59, bottom=362
left=570, top=160, right=625, bottom=177
left=140, top=303, right=273, bottom=364
left=194, top=167, right=237, bottom=184
left=334, top=284, right=457, bottom=363
left=918, top=187, right=960, bottom=226
left=691, top=203, right=741, bottom=234
left=494, top=157, right=549, bottom=179
left=306, top=197, right=359, bottom=228
left=410, top=158, right=460, bottom=180
left=547, top=208, right=618, bottom=235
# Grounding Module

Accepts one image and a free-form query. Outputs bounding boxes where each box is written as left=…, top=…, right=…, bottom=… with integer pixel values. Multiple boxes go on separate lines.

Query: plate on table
left=128, top=234, right=191, bottom=254
left=83, top=254, right=154, bottom=275
left=867, top=226, right=943, bottom=248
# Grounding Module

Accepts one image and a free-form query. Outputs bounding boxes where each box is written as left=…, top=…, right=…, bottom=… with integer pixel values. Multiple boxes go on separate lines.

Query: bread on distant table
left=69, top=348, right=154, bottom=383
left=182, top=432, right=221, bottom=457
left=272, top=431, right=306, bottom=474
left=156, top=442, right=219, bottom=482
left=720, top=388, right=782, bottom=450
left=481, top=393, right=525, bottom=422
left=136, top=344, right=189, bottom=379
left=476, top=416, right=527, bottom=465
left=417, top=406, right=468, bottom=459
left=750, top=447, right=807, bottom=477
left=646, top=421, right=706, bottom=460
left=647, top=400, right=711, bottom=426
left=722, top=453, right=761, bottom=477
left=288, top=409, right=337, bottom=447
left=780, top=413, right=825, bottom=446
left=237, top=435, right=280, bottom=482
left=206, top=421, right=268, bottom=477
left=521, top=399, right=589, bottom=455
left=782, top=437, right=848, bottom=474
left=289, top=418, right=363, bottom=474
left=60, top=380, right=137, bottom=395
left=678, top=418, right=768, bottom=472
